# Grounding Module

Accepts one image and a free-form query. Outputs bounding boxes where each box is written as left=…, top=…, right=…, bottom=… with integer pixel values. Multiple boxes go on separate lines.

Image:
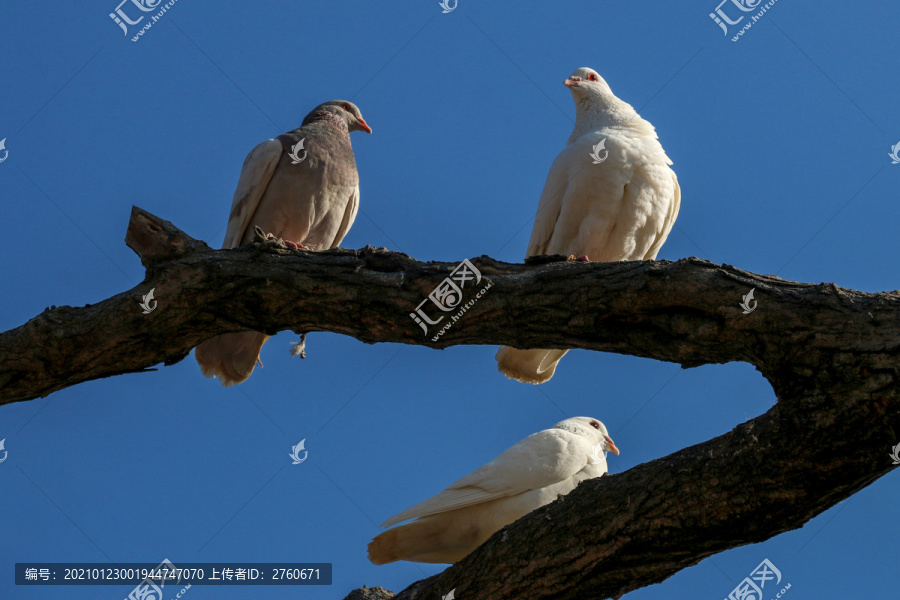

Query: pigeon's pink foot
left=577, top=255, right=590, bottom=262
left=264, top=232, right=305, bottom=249
left=566, top=255, right=591, bottom=262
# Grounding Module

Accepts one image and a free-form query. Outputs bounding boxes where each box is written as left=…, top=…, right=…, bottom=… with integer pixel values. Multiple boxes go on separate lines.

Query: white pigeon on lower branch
left=367, top=416, right=619, bottom=565
left=496, top=67, right=681, bottom=384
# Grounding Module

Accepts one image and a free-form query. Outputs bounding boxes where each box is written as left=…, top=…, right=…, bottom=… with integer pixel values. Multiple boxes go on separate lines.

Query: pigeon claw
left=566, top=255, right=591, bottom=262
left=259, top=231, right=305, bottom=250
left=290, top=333, right=308, bottom=359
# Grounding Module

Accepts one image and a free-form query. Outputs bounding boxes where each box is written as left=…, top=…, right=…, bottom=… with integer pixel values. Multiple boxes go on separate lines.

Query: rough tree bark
left=1, top=207, right=898, bottom=599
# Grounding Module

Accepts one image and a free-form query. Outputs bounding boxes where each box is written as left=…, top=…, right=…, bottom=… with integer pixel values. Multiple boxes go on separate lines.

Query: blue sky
left=1, top=0, right=898, bottom=598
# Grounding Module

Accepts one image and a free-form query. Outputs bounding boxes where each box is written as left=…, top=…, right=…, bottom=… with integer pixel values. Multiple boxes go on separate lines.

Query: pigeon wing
left=328, top=185, right=360, bottom=248
left=222, top=139, right=283, bottom=249
left=637, top=169, right=681, bottom=260
left=525, top=150, right=572, bottom=258
left=381, top=429, right=590, bottom=527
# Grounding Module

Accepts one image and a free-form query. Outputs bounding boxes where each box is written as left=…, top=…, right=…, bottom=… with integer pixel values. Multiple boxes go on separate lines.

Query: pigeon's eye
left=341, top=103, right=352, bottom=111
left=590, top=421, right=600, bottom=429
left=588, top=73, right=598, bottom=81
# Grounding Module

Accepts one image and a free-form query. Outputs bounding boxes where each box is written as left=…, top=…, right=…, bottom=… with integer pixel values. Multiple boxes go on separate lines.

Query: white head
left=553, top=416, right=620, bottom=456
left=564, top=67, right=616, bottom=106
left=561, top=67, right=646, bottom=142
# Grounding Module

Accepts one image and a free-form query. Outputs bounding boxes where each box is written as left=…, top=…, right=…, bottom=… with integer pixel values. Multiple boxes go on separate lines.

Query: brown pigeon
left=195, top=100, right=371, bottom=386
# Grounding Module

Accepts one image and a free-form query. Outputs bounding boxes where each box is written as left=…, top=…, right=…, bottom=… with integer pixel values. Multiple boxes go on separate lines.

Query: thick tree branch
left=2, top=208, right=899, bottom=599
left=3, top=207, right=894, bottom=405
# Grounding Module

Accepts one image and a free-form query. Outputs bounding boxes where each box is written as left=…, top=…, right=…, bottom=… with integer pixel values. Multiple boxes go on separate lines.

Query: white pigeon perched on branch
left=368, top=416, right=619, bottom=564
left=496, top=67, right=681, bottom=384
left=195, top=100, right=371, bottom=386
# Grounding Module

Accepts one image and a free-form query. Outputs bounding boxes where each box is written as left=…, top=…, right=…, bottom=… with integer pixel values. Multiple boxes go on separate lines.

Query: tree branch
left=3, top=208, right=899, bottom=599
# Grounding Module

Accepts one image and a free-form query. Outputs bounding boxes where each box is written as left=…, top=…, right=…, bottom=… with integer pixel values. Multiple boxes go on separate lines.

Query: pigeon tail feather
left=368, top=516, right=475, bottom=565
left=495, top=347, right=569, bottom=384
left=194, top=331, right=269, bottom=387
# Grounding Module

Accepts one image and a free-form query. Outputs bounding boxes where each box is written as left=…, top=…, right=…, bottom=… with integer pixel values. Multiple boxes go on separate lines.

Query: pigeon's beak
left=604, top=435, right=620, bottom=456
left=564, top=76, right=581, bottom=88
left=357, top=118, right=373, bottom=134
